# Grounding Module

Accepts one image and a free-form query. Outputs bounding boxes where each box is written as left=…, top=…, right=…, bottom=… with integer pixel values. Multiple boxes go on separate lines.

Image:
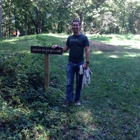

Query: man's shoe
left=62, top=100, right=71, bottom=107
left=75, top=100, right=81, bottom=106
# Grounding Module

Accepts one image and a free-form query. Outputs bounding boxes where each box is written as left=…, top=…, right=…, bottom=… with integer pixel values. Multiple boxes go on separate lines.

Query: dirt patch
left=90, top=40, right=116, bottom=51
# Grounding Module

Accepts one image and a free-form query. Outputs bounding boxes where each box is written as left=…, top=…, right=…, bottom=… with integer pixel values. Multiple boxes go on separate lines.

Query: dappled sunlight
left=2, top=38, right=18, bottom=42
left=124, top=53, right=140, bottom=57
left=93, top=51, right=103, bottom=54
left=76, top=110, right=97, bottom=130
left=107, top=51, right=140, bottom=59
left=108, top=36, right=140, bottom=49
left=47, top=33, right=68, bottom=38
left=31, top=124, right=49, bottom=139
left=89, top=34, right=140, bottom=50
left=109, top=55, right=119, bottom=58
left=63, top=52, right=69, bottom=56
left=78, top=110, right=92, bottom=124
left=23, top=50, right=30, bottom=53
left=1, top=101, right=31, bottom=121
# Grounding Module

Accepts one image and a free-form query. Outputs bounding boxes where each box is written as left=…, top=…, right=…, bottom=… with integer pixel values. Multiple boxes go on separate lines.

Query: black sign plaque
left=31, top=46, right=63, bottom=54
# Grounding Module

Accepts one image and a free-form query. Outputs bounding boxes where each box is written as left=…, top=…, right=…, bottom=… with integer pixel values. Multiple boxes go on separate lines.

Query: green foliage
left=1, top=0, right=140, bottom=37
left=0, top=34, right=140, bottom=139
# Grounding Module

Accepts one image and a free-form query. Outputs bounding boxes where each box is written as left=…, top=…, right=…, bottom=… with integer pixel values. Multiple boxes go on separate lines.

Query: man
left=52, top=19, right=90, bottom=106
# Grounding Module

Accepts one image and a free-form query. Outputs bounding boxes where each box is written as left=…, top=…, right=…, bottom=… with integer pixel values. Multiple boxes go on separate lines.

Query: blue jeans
left=66, top=61, right=84, bottom=102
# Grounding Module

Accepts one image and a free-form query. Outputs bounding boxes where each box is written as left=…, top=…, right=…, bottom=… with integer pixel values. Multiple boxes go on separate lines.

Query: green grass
left=0, top=34, right=140, bottom=139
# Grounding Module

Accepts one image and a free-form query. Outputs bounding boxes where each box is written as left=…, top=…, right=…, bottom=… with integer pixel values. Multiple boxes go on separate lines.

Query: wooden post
left=31, top=46, right=63, bottom=90
left=45, top=54, right=50, bottom=88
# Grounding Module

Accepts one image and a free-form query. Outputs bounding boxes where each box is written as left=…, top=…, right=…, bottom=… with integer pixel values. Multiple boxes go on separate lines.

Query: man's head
left=71, top=19, right=81, bottom=35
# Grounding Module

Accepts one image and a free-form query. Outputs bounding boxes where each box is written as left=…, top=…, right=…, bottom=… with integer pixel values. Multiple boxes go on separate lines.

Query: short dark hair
left=72, top=19, right=81, bottom=26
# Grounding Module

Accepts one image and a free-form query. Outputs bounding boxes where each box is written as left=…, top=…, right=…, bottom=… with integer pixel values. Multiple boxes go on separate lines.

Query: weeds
left=0, top=34, right=140, bottom=139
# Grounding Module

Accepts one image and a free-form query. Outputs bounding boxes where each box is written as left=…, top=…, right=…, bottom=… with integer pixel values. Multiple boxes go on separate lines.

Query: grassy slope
left=0, top=34, right=140, bottom=140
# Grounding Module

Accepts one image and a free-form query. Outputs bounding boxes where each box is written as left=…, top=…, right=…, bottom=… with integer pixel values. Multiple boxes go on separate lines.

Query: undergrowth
left=0, top=34, right=140, bottom=140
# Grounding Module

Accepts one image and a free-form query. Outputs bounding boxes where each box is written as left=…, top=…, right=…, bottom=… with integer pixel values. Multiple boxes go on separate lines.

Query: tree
left=1, top=0, right=140, bottom=36
left=0, top=0, right=2, bottom=37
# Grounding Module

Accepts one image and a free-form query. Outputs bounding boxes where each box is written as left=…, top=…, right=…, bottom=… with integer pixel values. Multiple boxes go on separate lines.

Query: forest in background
left=0, top=0, right=140, bottom=37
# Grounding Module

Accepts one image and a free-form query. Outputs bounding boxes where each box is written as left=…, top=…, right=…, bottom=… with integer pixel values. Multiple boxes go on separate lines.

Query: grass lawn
left=0, top=34, right=140, bottom=139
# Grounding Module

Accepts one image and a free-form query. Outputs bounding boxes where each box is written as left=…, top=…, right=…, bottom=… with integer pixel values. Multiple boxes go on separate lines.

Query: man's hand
left=83, top=63, right=88, bottom=69
left=52, top=44, right=58, bottom=49
left=52, top=45, right=68, bottom=52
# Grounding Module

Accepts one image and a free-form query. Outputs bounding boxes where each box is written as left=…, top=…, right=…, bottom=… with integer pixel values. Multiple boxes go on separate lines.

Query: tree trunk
left=0, top=0, right=2, bottom=38
left=38, top=19, right=42, bottom=33
left=137, top=19, right=140, bottom=34
left=79, top=12, right=84, bottom=32
left=25, top=17, right=28, bottom=35
left=24, top=1, right=29, bottom=35
left=7, top=1, right=11, bottom=37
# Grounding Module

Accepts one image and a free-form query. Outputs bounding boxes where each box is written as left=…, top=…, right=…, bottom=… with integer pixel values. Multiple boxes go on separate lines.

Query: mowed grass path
left=0, top=34, right=140, bottom=139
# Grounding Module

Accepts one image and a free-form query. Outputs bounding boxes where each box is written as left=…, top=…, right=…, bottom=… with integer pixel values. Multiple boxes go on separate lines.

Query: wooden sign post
left=31, top=46, right=63, bottom=89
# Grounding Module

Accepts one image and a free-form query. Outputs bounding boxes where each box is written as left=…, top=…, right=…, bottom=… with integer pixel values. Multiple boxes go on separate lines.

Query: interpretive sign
left=31, top=46, right=63, bottom=54
left=31, top=46, right=63, bottom=89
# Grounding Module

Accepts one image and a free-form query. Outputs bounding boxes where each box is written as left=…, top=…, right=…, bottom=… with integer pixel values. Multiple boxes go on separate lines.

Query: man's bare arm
left=83, top=46, right=90, bottom=69
left=85, top=46, right=90, bottom=62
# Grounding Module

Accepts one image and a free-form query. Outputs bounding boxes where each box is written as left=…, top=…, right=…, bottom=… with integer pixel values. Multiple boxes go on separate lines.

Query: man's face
left=72, top=22, right=80, bottom=33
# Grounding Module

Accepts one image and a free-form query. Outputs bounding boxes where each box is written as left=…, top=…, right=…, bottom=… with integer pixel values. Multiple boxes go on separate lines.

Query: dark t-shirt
left=66, top=34, right=89, bottom=63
